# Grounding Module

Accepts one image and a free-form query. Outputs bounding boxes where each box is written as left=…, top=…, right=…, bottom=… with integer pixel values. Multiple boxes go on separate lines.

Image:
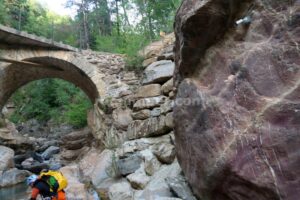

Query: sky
left=36, top=0, right=140, bottom=24
left=37, top=0, right=76, bottom=17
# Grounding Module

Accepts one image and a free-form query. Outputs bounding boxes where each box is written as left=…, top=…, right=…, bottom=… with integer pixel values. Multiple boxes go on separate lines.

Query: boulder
left=14, top=154, right=31, bottom=166
left=60, top=128, right=93, bottom=152
left=157, top=53, right=174, bottom=61
left=0, top=168, right=31, bottom=187
left=169, top=91, right=175, bottom=99
left=135, top=162, right=182, bottom=199
left=142, top=60, right=175, bottom=85
left=22, top=163, right=49, bottom=174
left=61, top=128, right=92, bottom=142
left=165, top=112, right=174, bottom=129
left=126, top=166, right=150, bottom=190
left=166, top=177, right=197, bottom=200
left=131, top=110, right=151, bottom=120
left=21, top=157, right=35, bottom=167
left=116, top=134, right=172, bottom=158
left=79, top=148, right=113, bottom=188
left=60, top=147, right=89, bottom=162
left=95, top=178, right=126, bottom=200
left=119, top=90, right=133, bottom=98
left=139, top=40, right=164, bottom=59
left=142, top=57, right=158, bottom=67
left=133, top=96, right=166, bottom=111
left=60, top=165, right=94, bottom=200
left=112, top=109, right=133, bottom=130
left=122, top=72, right=139, bottom=83
left=139, top=33, right=175, bottom=59
left=61, top=138, right=88, bottom=150
left=161, top=44, right=174, bottom=55
left=161, top=78, right=174, bottom=95
left=101, top=126, right=128, bottom=149
left=37, top=140, right=59, bottom=152
left=140, top=149, right=161, bottom=176
left=116, top=154, right=143, bottom=176
left=127, top=115, right=172, bottom=140
left=151, top=198, right=182, bottom=200
left=174, top=0, right=300, bottom=199
left=135, top=84, right=162, bottom=99
left=0, top=146, right=14, bottom=173
left=150, top=101, right=174, bottom=118
left=152, top=143, right=176, bottom=164
left=150, top=108, right=161, bottom=117
left=106, top=83, right=130, bottom=98
left=108, top=181, right=133, bottom=200
left=0, top=127, right=34, bottom=154
left=49, top=163, right=62, bottom=171
left=60, top=164, right=81, bottom=184
left=41, top=146, right=60, bottom=160
left=161, top=100, right=174, bottom=114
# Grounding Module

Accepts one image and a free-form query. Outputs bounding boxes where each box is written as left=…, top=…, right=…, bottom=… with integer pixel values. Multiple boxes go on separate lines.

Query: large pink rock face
left=174, top=0, right=300, bottom=200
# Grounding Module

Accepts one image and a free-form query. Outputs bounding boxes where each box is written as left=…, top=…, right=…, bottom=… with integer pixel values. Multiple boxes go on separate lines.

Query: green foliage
left=9, top=79, right=92, bottom=128
left=65, top=92, right=92, bottom=128
left=0, top=0, right=8, bottom=24
left=1, top=0, right=181, bottom=62
left=133, top=0, right=182, bottom=39
left=125, top=55, right=144, bottom=72
left=0, top=0, right=78, bottom=46
left=95, top=32, right=149, bottom=71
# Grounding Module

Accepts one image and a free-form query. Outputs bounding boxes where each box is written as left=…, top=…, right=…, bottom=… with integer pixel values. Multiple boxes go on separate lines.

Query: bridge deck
left=0, top=25, right=78, bottom=51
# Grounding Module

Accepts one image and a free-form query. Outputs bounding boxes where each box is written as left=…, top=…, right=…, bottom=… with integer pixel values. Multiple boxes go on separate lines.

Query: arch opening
left=0, top=56, right=100, bottom=111
left=4, top=78, right=93, bottom=129
left=0, top=77, right=95, bottom=177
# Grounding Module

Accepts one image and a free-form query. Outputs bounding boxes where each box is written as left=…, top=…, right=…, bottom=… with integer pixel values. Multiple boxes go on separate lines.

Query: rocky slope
left=174, top=0, right=300, bottom=200
left=72, top=33, right=197, bottom=200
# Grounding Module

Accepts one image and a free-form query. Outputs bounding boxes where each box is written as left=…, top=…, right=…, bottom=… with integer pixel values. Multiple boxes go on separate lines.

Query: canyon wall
left=174, top=0, right=300, bottom=199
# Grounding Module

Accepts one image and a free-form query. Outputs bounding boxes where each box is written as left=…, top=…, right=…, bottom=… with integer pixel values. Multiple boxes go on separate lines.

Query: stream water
left=0, top=183, right=101, bottom=200
left=0, top=183, right=29, bottom=200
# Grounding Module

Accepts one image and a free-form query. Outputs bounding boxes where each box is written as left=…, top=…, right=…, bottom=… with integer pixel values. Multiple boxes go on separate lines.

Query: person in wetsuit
left=26, top=175, right=66, bottom=200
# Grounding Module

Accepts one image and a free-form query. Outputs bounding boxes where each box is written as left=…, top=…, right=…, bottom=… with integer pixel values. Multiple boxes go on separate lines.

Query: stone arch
left=0, top=50, right=106, bottom=110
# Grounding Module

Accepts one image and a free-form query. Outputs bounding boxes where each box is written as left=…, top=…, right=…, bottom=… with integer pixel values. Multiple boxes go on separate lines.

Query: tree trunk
left=145, top=0, right=154, bottom=40
left=115, top=0, right=120, bottom=36
left=121, top=0, right=130, bottom=27
left=93, top=0, right=102, bottom=35
left=81, top=0, right=90, bottom=49
left=97, top=0, right=112, bottom=35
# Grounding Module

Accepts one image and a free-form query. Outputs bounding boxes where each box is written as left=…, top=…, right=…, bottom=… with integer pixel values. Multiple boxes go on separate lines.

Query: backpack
left=40, top=170, right=68, bottom=193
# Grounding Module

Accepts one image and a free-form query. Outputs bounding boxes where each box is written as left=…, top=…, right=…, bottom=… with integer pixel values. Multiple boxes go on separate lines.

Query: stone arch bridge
left=0, top=25, right=125, bottom=111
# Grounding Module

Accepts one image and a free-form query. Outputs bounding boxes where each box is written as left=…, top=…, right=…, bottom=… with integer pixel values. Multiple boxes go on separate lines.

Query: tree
left=115, top=0, right=120, bottom=35
left=66, top=0, right=92, bottom=49
left=3, top=0, right=29, bottom=30
left=0, top=0, right=8, bottom=24
left=93, top=0, right=112, bottom=35
left=120, top=0, right=130, bottom=27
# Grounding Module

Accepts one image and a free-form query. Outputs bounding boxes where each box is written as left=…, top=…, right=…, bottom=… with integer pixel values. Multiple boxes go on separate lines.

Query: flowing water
left=0, top=183, right=29, bottom=200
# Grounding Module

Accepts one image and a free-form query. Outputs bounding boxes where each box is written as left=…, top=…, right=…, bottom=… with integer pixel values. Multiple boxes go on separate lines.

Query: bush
left=65, top=92, right=92, bottom=128
left=125, top=55, right=145, bottom=72
left=95, top=32, right=149, bottom=72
